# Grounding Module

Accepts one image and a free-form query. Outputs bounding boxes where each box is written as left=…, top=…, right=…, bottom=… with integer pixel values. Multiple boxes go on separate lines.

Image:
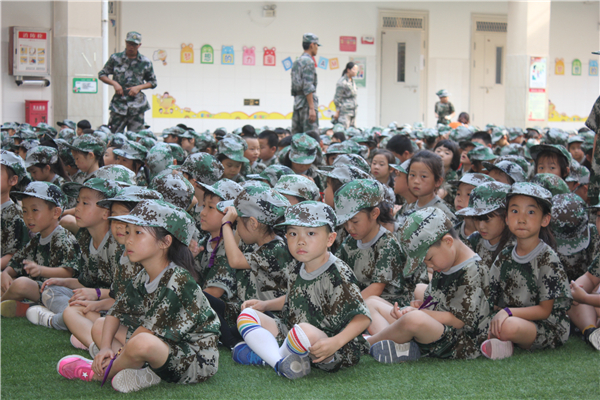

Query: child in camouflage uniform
left=216, top=134, right=249, bottom=183
left=483, top=183, right=572, bottom=359
left=282, top=133, right=324, bottom=191
left=530, top=143, right=571, bottom=180
left=368, top=207, right=492, bottom=363
left=451, top=173, right=495, bottom=244
left=113, top=140, right=148, bottom=186
left=66, top=134, right=106, bottom=184
left=236, top=202, right=371, bottom=378
left=57, top=200, right=220, bottom=393
left=433, top=140, right=461, bottom=207
left=0, top=182, right=79, bottom=318
left=25, top=146, right=72, bottom=187
left=274, top=174, right=321, bottom=205
left=1, top=151, right=30, bottom=270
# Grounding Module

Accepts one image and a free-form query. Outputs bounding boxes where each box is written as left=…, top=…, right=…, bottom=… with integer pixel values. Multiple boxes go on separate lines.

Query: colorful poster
left=361, top=36, right=374, bottom=45
left=590, top=60, right=599, bottom=77
left=350, top=57, right=366, bottom=87
left=242, top=46, right=255, bottom=66
left=318, top=57, right=328, bottom=70
left=222, top=46, right=234, bottom=65
left=554, top=58, right=564, bottom=75
left=201, top=45, right=214, bottom=64
left=529, top=57, right=547, bottom=89
left=263, top=47, right=276, bottom=66
left=329, top=58, right=339, bottom=70
left=340, top=36, right=357, bottom=52
left=528, top=88, right=546, bottom=122
left=15, top=30, right=49, bottom=75
left=73, top=78, right=98, bottom=94
left=572, top=59, right=582, bottom=76
left=153, top=49, right=167, bottom=66
left=282, top=56, right=293, bottom=71
left=180, top=44, right=193, bottom=64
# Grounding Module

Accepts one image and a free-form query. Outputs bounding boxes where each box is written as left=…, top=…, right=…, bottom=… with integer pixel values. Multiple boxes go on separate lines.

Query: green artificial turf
left=1, top=317, right=598, bottom=399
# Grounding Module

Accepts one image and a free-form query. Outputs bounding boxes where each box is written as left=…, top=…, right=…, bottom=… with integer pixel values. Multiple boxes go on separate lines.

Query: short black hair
left=258, top=130, right=279, bottom=148
left=278, top=135, right=293, bottom=149
left=241, top=125, right=256, bottom=138
left=82, top=128, right=95, bottom=135
left=302, top=42, right=311, bottom=50
left=305, top=130, right=321, bottom=144
left=332, top=131, right=346, bottom=142
left=77, top=119, right=91, bottom=130
left=386, top=135, right=414, bottom=157
left=472, top=131, right=492, bottom=146
left=434, top=139, right=461, bottom=171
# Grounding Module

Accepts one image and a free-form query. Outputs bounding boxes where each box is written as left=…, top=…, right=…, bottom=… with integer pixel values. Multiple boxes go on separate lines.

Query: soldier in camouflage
left=333, top=62, right=359, bottom=129
left=98, top=31, right=157, bottom=133
left=291, top=33, right=321, bottom=134
left=434, top=90, right=455, bottom=125
left=586, top=89, right=600, bottom=204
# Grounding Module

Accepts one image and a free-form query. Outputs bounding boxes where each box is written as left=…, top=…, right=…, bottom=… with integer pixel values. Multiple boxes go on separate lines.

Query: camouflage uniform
left=73, top=228, right=122, bottom=289
left=149, top=171, right=195, bottom=211
left=434, top=100, right=455, bottom=126
left=246, top=165, right=294, bottom=187
left=333, top=74, right=358, bottom=128
left=179, top=153, right=224, bottom=186
left=291, top=34, right=320, bottom=134
left=441, top=169, right=458, bottom=210
left=98, top=32, right=157, bottom=133
left=274, top=175, right=321, bottom=202
left=1, top=151, right=30, bottom=256
left=586, top=95, right=600, bottom=204
left=288, top=134, right=324, bottom=191
left=402, top=195, right=459, bottom=226
left=145, top=144, right=174, bottom=182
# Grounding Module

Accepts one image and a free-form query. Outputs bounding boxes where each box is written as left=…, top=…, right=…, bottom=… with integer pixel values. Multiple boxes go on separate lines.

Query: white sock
left=279, top=324, right=311, bottom=358
left=237, top=308, right=282, bottom=368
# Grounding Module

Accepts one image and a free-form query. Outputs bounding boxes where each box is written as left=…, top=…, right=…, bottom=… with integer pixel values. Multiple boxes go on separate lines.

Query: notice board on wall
left=8, top=27, right=51, bottom=76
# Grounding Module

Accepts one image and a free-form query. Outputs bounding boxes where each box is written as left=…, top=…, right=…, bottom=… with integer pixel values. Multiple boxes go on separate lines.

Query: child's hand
left=1, top=270, right=13, bottom=294
left=398, top=306, right=417, bottom=318
left=222, top=207, right=238, bottom=224
left=69, top=300, right=104, bottom=314
left=23, top=260, right=43, bottom=277
left=242, top=299, right=267, bottom=312
left=390, top=302, right=403, bottom=319
left=488, top=309, right=510, bottom=339
left=188, top=240, right=203, bottom=258
left=570, top=280, right=587, bottom=305
left=392, top=205, right=402, bottom=216
left=410, top=300, right=423, bottom=309
left=310, top=337, right=339, bottom=364
left=92, top=348, right=115, bottom=377
left=69, top=288, right=98, bottom=303
left=40, top=278, right=65, bottom=291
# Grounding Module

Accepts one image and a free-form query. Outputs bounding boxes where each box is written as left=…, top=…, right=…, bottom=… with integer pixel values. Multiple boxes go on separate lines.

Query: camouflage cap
left=138, top=137, right=157, bottom=150
left=565, top=159, right=583, bottom=183
left=491, top=127, right=508, bottom=144
left=179, top=152, right=223, bottom=185
left=1, top=122, right=18, bottom=131
left=467, top=146, right=497, bottom=162
left=166, top=143, right=186, bottom=163
left=507, top=182, right=552, bottom=209
left=110, top=200, right=195, bottom=246
left=112, top=140, right=147, bottom=162
left=146, top=144, right=175, bottom=182
left=318, top=164, right=371, bottom=185
left=13, top=181, right=67, bottom=209
left=34, top=122, right=51, bottom=132
left=530, top=144, right=572, bottom=168
left=455, top=181, right=511, bottom=217
left=449, top=172, right=495, bottom=187
left=57, top=128, right=76, bottom=143
left=241, top=180, right=271, bottom=190
left=1, top=149, right=27, bottom=182
left=332, top=123, right=345, bottom=134
left=218, top=134, right=249, bottom=163
left=199, top=178, right=243, bottom=201
left=24, top=146, right=58, bottom=168
left=217, top=186, right=290, bottom=225
left=274, top=175, right=321, bottom=202
left=275, top=201, right=336, bottom=231
left=13, top=128, right=37, bottom=140
left=63, top=177, right=124, bottom=199
left=579, top=164, right=590, bottom=184
left=66, top=134, right=106, bottom=156
left=543, top=128, right=568, bottom=147
left=135, top=129, right=155, bottom=140
left=334, top=179, right=385, bottom=225
left=324, top=143, right=348, bottom=155
left=499, top=143, right=525, bottom=157
left=436, top=89, right=449, bottom=97
left=449, top=126, right=471, bottom=143
left=350, top=132, right=376, bottom=146
left=530, top=173, right=570, bottom=197
left=194, top=130, right=217, bottom=151
left=399, top=207, right=454, bottom=259
left=507, top=127, right=524, bottom=141
left=302, top=33, right=321, bottom=46
left=96, top=185, right=164, bottom=209
left=126, top=31, right=142, bottom=44
left=246, top=164, right=295, bottom=187
left=390, top=163, right=407, bottom=175
left=483, top=160, right=526, bottom=183
left=57, top=119, right=76, bottom=130
left=149, top=171, right=194, bottom=211
left=330, top=153, right=371, bottom=174
left=19, top=139, right=40, bottom=152
left=320, top=134, right=331, bottom=146
left=289, top=133, right=318, bottom=165
left=550, top=193, right=589, bottom=255
left=89, top=164, right=136, bottom=185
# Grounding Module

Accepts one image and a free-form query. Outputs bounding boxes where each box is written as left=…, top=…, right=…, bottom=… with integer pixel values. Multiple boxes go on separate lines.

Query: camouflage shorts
left=291, top=106, right=319, bottom=135
left=150, top=334, right=219, bottom=384
left=416, top=325, right=460, bottom=359
left=109, top=111, right=145, bottom=133
left=530, top=315, right=570, bottom=351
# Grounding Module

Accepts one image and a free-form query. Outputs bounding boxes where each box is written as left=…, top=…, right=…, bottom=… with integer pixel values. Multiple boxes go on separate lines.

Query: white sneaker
left=26, top=305, right=55, bottom=328
left=588, top=328, right=600, bottom=351
left=111, top=367, right=161, bottom=393
left=481, top=338, right=514, bottom=360
left=88, top=342, right=100, bottom=358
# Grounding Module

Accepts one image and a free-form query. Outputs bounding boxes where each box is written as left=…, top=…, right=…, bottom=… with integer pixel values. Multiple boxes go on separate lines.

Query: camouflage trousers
left=109, top=110, right=145, bottom=133
left=585, top=96, right=600, bottom=204
left=337, top=112, right=356, bottom=129
left=291, top=106, right=319, bottom=134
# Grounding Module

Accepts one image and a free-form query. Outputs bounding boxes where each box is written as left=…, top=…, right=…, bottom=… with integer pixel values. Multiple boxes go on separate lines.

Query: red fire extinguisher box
left=25, top=100, right=49, bottom=126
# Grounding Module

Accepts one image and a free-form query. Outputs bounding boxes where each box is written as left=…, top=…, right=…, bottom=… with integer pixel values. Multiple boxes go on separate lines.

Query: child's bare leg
left=1, top=277, right=41, bottom=302
left=64, top=305, right=102, bottom=347
left=295, top=323, right=333, bottom=363
left=365, top=297, right=396, bottom=334
left=493, top=317, right=537, bottom=349
left=413, top=283, right=428, bottom=302
left=367, top=310, right=445, bottom=346
left=91, top=317, right=128, bottom=352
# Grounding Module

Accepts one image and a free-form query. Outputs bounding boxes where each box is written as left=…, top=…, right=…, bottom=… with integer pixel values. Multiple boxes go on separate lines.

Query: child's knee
left=126, top=333, right=156, bottom=355
left=91, top=317, right=105, bottom=340
left=237, top=308, right=261, bottom=336
left=497, top=318, right=525, bottom=341
left=297, top=323, right=326, bottom=344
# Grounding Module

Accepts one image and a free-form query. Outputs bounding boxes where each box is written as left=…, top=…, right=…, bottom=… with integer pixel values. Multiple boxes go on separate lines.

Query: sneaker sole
left=88, top=343, right=99, bottom=359
left=481, top=339, right=513, bottom=360
left=112, top=368, right=162, bottom=393
left=278, top=354, right=310, bottom=379
left=1, top=300, right=30, bottom=318
left=70, top=335, right=89, bottom=351
left=369, top=340, right=421, bottom=364
left=56, top=354, right=92, bottom=376
left=589, top=329, right=600, bottom=351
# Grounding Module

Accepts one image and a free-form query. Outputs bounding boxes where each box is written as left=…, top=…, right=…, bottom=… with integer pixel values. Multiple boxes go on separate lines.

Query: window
left=495, top=46, right=503, bottom=84
left=397, top=43, right=406, bottom=82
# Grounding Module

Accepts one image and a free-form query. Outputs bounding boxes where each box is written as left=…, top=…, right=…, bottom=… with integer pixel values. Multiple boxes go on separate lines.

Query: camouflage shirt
left=260, top=156, right=278, bottom=168
left=110, top=253, right=143, bottom=300
left=441, top=169, right=458, bottom=208
left=333, top=75, right=358, bottom=115
left=9, top=226, right=80, bottom=282
left=589, top=254, right=600, bottom=279
left=336, top=226, right=410, bottom=305
left=556, top=224, right=600, bottom=282
left=402, top=195, right=459, bottom=226
left=244, top=236, right=294, bottom=301
left=291, top=53, right=318, bottom=110
left=435, top=101, right=455, bottom=125
left=1, top=200, right=30, bottom=256
left=422, top=255, right=492, bottom=359
left=75, top=229, right=122, bottom=289
left=195, top=238, right=238, bottom=303
left=71, top=171, right=92, bottom=185
left=98, top=51, right=158, bottom=115
left=467, top=232, right=499, bottom=269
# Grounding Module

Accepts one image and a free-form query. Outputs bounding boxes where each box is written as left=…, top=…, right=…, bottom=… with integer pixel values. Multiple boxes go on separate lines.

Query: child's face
left=17, top=147, right=28, bottom=160
left=408, top=161, right=440, bottom=198
left=569, top=142, right=584, bottom=162
left=434, top=146, right=453, bottom=170
left=222, top=158, right=242, bottom=180
left=536, top=154, right=562, bottom=177
left=110, top=202, right=131, bottom=245
left=506, top=195, right=550, bottom=241
left=103, top=148, right=117, bottom=166
left=326, top=155, right=338, bottom=166
left=324, top=178, right=335, bottom=208
left=286, top=225, right=336, bottom=265
left=291, top=162, right=311, bottom=175
left=475, top=213, right=505, bottom=245
left=74, top=188, right=109, bottom=229
left=258, top=138, right=276, bottom=161
left=454, top=183, right=475, bottom=210
left=423, top=234, right=455, bottom=273
left=72, top=151, right=96, bottom=173
left=244, top=138, right=260, bottom=164
left=370, top=154, right=390, bottom=179
left=200, top=195, right=224, bottom=234
left=344, top=210, right=379, bottom=242
left=116, top=155, right=137, bottom=173
left=21, top=196, right=59, bottom=237
left=64, top=164, right=79, bottom=176
left=164, top=134, right=178, bottom=144
left=124, top=225, right=165, bottom=264
left=181, top=138, right=195, bottom=152
left=27, top=165, right=52, bottom=182
left=439, top=96, right=448, bottom=104
left=488, top=169, right=512, bottom=185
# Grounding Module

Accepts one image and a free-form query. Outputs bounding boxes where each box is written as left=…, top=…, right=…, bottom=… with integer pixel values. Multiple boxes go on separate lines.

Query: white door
left=380, top=29, right=423, bottom=126
left=470, top=33, right=506, bottom=126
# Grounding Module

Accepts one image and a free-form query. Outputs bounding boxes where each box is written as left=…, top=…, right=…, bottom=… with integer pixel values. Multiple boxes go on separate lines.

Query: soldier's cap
left=113, top=140, right=147, bottom=162
left=550, top=193, right=589, bottom=255
left=483, top=160, right=526, bottom=183
left=507, top=127, right=524, bottom=141
left=467, top=146, right=497, bottom=162
left=334, top=179, right=385, bottom=226
left=57, top=128, right=76, bottom=143
left=324, top=143, right=349, bottom=155
left=1, top=149, right=27, bottom=182
left=57, top=119, right=76, bottom=130
left=88, top=164, right=137, bottom=186
left=146, top=144, right=175, bottom=182
left=135, top=129, right=155, bottom=140
left=34, top=122, right=51, bottom=132
left=217, top=186, right=291, bottom=225
left=97, top=186, right=163, bottom=209
left=449, top=172, right=495, bottom=187
left=275, top=200, right=336, bottom=231
left=578, top=164, right=590, bottom=185
left=399, top=207, right=454, bottom=259
left=110, top=200, right=195, bottom=246
left=24, top=146, right=58, bottom=169
left=194, top=130, right=217, bottom=150
left=530, top=173, right=570, bottom=197
left=332, top=124, right=345, bottom=134
left=507, top=182, right=552, bottom=209
left=13, top=181, right=67, bottom=209
left=166, top=143, right=186, bottom=163
left=65, top=134, right=106, bottom=156
left=320, top=134, right=331, bottom=146
left=63, top=177, right=125, bottom=199
left=149, top=171, right=194, bottom=211
left=390, top=163, right=407, bottom=175
left=138, top=137, right=157, bottom=151
left=218, top=134, right=249, bottom=164
left=456, top=181, right=511, bottom=217
left=530, top=143, right=572, bottom=167
left=179, top=152, right=223, bottom=185
left=350, top=133, right=376, bottom=146
left=302, top=33, right=321, bottom=46
left=331, top=153, right=371, bottom=174
left=126, top=31, right=142, bottom=44
left=246, top=164, right=295, bottom=187
left=199, top=178, right=243, bottom=202
left=13, top=128, right=37, bottom=140
left=317, top=164, right=371, bottom=185
left=289, top=133, right=318, bottom=165
left=567, top=135, right=584, bottom=145
left=1, top=122, right=18, bottom=131
left=565, top=159, right=582, bottom=183
left=436, top=89, right=449, bottom=97
left=274, top=174, right=321, bottom=202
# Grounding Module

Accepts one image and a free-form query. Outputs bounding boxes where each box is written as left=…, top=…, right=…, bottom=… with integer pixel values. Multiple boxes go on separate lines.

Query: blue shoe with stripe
left=232, top=342, right=267, bottom=366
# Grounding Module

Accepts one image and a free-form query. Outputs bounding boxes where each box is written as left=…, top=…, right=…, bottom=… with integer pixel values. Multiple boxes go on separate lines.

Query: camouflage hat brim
left=275, top=218, right=331, bottom=230
left=289, top=151, right=316, bottom=165
left=390, top=164, right=407, bottom=174
left=245, top=174, right=268, bottom=183
left=112, top=148, right=144, bottom=161
left=198, top=183, right=227, bottom=201
left=225, top=153, right=250, bottom=164
left=216, top=200, right=235, bottom=214
left=61, top=182, right=85, bottom=198
left=12, top=191, right=63, bottom=208
left=555, top=224, right=590, bottom=254
left=455, top=205, right=502, bottom=217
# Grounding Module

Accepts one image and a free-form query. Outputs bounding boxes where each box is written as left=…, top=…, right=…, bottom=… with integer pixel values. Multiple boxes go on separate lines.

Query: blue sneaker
left=274, top=354, right=310, bottom=379
left=232, top=342, right=267, bottom=366
left=369, top=340, right=421, bottom=363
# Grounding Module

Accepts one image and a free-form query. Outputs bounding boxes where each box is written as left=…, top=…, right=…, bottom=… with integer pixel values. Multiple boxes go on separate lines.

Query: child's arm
left=361, top=282, right=386, bottom=299
left=310, top=314, right=371, bottom=363
left=221, top=208, right=250, bottom=270
left=419, top=309, right=465, bottom=329
left=1, top=267, right=17, bottom=293
left=23, top=260, right=73, bottom=279
left=1, top=254, right=14, bottom=270
left=242, top=295, right=286, bottom=312
left=69, top=297, right=116, bottom=313
left=490, top=299, right=554, bottom=338
left=40, top=277, right=85, bottom=291
left=92, top=315, right=121, bottom=376
left=571, top=279, right=600, bottom=307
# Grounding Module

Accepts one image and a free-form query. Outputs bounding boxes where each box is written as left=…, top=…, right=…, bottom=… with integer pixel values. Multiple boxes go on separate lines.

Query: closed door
left=380, top=29, right=423, bottom=125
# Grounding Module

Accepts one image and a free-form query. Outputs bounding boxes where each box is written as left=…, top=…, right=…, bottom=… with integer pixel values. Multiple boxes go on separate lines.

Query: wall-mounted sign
left=222, top=46, right=234, bottom=65
left=554, top=58, right=564, bottom=75
left=180, top=43, right=193, bottom=64
left=201, top=45, right=214, bottom=64
left=263, top=47, right=276, bottom=66
left=361, top=36, right=374, bottom=45
left=242, top=46, right=255, bottom=66
left=282, top=56, right=293, bottom=71
left=340, top=36, right=357, bottom=52
left=329, top=58, right=339, bottom=70
left=590, top=60, right=598, bottom=77
left=318, top=57, right=328, bottom=70
left=73, top=77, right=98, bottom=94
left=572, top=59, right=582, bottom=76
left=153, top=49, right=167, bottom=66
left=9, top=27, right=51, bottom=77
left=529, top=57, right=547, bottom=89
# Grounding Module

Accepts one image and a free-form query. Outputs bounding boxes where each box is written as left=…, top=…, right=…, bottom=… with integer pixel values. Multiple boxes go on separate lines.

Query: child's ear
left=443, top=233, right=454, bottom=247
left=326, top=231, right=337, bottom=248
left=541, top=213, right=551, bottom=228
left=564, top=167, right=570, bottom=177
left=249, top=217, right=259, bottom=231
left=101, top=207, right=110, bottom=220
left=371, top=207, right=380, bottom=220
left=158, top=234, right=173, bottom=249
left=8, top=175, right=19, bottom=187
left=53, top=206, right=63, bottom=219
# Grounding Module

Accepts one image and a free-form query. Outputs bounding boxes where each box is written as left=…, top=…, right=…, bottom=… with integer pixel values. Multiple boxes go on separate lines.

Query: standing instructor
left=98, top=31, right=157, bottom=133
left=291, top=33, right=320, bottom=134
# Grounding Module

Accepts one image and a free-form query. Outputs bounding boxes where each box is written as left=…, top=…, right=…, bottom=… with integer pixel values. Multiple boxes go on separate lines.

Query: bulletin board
left=8, top=26, right=51, bottom=77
